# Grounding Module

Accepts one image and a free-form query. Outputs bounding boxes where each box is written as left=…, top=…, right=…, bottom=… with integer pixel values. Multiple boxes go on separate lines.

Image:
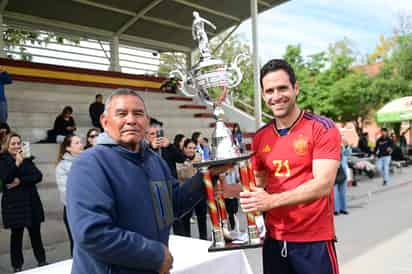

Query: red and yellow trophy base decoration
left=198, top=158, right=264, bottom=252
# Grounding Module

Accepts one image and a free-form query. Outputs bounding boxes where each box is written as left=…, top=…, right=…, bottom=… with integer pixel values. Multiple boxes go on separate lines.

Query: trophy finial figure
left=192, top=11, right=216, bottom=60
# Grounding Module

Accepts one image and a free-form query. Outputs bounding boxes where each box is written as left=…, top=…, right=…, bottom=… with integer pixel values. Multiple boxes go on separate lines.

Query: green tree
left=391, top=34, right=412, bottom=81
left=326, top=73, right=373, bottom=135
left=4, top=28, right=79, bottom=61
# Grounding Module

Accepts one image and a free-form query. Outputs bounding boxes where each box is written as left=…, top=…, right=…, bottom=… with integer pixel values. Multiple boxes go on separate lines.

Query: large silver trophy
left=171, top=12, right=263, bottom=252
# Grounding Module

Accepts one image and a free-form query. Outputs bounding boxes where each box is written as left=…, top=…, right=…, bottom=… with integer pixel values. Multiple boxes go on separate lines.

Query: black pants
left=63, top=206, right=73, bottom=256
left=173, top=211, right=192, bottom=237
left=224, top=198, right=239, bottom=230
left=10, top=223, right=46, bottom=269
left=195, top=201, right=207, bottom=240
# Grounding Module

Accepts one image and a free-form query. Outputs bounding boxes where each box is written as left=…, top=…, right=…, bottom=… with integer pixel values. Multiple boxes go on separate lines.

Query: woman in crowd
left=0, top=132, right=47, bottom=272
left=84, top=128, right=100, bottom=149
left=55, top=134, right=83, bottom=256
left=334, top=136, right=351, bottom=215
left=232, top=123, right=245, bottom=153
left=174, top=134, right=186, bottom=151
left=52, top=106, right=76, bottom=143
left=175, top=138, right=202, bottom=237
left=191, top=131, right=204, bottom=160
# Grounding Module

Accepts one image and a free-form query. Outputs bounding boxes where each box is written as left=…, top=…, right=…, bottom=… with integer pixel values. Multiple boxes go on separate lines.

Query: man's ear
left=100, top=114, right=108, bottom=131
left=294, top=81, right=300, bottom=97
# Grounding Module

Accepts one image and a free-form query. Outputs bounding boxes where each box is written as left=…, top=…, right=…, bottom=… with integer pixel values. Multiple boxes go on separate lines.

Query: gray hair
left=103, top=88, right=148, bottom=116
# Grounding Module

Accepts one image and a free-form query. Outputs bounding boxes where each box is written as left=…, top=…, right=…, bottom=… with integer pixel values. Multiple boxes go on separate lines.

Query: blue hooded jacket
left=67, top=133, right=205, bottom=274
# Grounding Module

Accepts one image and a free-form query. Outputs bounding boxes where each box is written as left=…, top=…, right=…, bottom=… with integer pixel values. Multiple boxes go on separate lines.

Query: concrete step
left=8, top=112, right=92, bottom=128
left=13, top=127, right=94, bottom=143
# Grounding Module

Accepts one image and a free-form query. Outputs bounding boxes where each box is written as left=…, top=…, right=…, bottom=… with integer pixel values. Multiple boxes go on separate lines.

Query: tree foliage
left=4, top=28, right=79, bottom=61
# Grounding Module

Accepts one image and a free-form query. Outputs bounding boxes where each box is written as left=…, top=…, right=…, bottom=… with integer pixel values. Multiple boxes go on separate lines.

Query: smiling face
left=7, top=136, right=22, bottom=157
left=101, top=95, right=148, bottom=151
left=183, top=141, right=196, bottom=158
left=261, top=69, right=299, bottom=119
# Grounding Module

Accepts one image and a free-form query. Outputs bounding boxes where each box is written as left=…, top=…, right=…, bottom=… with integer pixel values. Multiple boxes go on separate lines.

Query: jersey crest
left=293, top=134, right=309, bottom=156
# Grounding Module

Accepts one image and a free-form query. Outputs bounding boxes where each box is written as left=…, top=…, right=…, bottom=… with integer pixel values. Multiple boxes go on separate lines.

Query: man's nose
left=125, top=113, right=137, bottom=124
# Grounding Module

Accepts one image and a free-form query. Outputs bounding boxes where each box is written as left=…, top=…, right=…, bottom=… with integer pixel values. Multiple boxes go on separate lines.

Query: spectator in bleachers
left=145, top=124, right=186, bottom=179
left=191, top=131, right=208, bottom=240
left=174, top=138, right=202, bottom=237
left=232, top=123, right=245, bottom=153
left=0, top=132, right=47, bottom=272
left=0, top=67, right=12, bottom=123
left=89, top=94, right=104, bottom=132
left=84, top=128, right=100, bottom=149
left=202, top=137, right=211, bottom=160
left=174, top=134, right=186, bottom=151
left=56, top=134, right=84, bottom=256
left=0, top=121, right=10, bottom=150
left=191, top=131, right=204, bottom=160
left=50, top=106, right=76, bottom=143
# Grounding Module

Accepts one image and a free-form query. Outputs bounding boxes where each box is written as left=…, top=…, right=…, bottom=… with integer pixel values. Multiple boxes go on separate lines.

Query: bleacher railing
left=4, top=31, right=165, bottom=77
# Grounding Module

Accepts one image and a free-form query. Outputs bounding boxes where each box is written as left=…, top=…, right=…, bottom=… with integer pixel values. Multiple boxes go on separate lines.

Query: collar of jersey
left=272, top=110, right=304, bottom=137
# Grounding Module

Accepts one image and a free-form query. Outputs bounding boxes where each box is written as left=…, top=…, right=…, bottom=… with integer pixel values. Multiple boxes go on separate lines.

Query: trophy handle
left=227, top=53, right=248, bottom=88
left=169, top=70, right=197, bottom=97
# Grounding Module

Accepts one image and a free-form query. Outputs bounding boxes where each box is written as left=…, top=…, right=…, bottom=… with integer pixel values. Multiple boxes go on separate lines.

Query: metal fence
left=4, top=30, right=164, bottom=76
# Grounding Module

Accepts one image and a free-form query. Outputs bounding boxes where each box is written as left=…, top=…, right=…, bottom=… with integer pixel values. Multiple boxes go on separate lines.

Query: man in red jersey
left=240, top=59, right=341, bottom=274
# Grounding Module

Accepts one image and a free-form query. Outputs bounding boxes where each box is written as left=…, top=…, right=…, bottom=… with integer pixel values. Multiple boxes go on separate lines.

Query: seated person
left=48, top=106, right=76, bottom=143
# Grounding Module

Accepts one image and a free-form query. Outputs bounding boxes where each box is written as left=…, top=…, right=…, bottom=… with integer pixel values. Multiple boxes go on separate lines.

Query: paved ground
left=1, top=166, right=412, bottom=273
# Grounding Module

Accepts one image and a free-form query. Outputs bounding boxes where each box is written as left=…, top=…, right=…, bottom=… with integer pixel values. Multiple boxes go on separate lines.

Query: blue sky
left=235, top=0, right=412, bottom=62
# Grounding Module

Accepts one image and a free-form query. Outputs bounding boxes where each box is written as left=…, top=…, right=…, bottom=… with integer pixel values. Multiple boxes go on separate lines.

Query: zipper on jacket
left=155, top=184, right=165, bottom=217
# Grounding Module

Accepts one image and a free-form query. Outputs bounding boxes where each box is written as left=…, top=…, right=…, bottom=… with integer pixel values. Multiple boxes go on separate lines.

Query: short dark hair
left=183, top=138, right=196, bottom=148
left=62, top=106, right=73, bottom=115
left=173, top=134, right=185, bottom=148
left=96, top=94, right=103, bottom=99
left=260, top=59, right=296, bottom=89
left=191, top=131, right=201, bottom=145
left=381, top=128, right=388, bottom=132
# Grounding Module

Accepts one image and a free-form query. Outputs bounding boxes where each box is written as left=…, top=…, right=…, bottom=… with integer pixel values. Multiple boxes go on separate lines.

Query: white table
left=20, top=236, right=254, bottom=274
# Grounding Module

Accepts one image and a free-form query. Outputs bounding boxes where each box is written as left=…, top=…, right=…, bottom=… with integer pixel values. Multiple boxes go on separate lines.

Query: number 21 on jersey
left=272, top=160, right=291, bottom=177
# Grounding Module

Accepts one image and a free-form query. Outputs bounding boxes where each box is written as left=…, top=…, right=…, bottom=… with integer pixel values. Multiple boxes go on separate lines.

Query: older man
left=67, top=88, right=228, bottom=274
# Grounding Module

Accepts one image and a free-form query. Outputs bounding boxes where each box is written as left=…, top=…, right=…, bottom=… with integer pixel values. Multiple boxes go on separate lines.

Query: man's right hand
left=158, top=245, right=173, bottom=274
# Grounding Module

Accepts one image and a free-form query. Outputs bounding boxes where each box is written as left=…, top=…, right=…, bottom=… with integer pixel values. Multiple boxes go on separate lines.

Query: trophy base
left=192, top=153, right=253, bottom=168
left=208, top=239, right=264, bottom=252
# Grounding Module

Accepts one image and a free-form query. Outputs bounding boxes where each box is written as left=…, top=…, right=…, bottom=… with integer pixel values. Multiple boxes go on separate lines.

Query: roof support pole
left=251, top=0, right=262, bottom=129
left=109, top=36, right=121, bottom=72
left=186, top=51, right=192, bottom=72
left=0, top=0, right=7, bottom=58
left=0, top=13, right=5, bottom=58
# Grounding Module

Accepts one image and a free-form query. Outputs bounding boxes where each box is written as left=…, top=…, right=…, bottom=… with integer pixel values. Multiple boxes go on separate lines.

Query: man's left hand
left=240, top=186, right=276, bottom=212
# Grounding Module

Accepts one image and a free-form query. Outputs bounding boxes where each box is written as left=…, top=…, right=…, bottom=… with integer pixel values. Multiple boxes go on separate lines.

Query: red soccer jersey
left=252, top=111, right=341, bottom=242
